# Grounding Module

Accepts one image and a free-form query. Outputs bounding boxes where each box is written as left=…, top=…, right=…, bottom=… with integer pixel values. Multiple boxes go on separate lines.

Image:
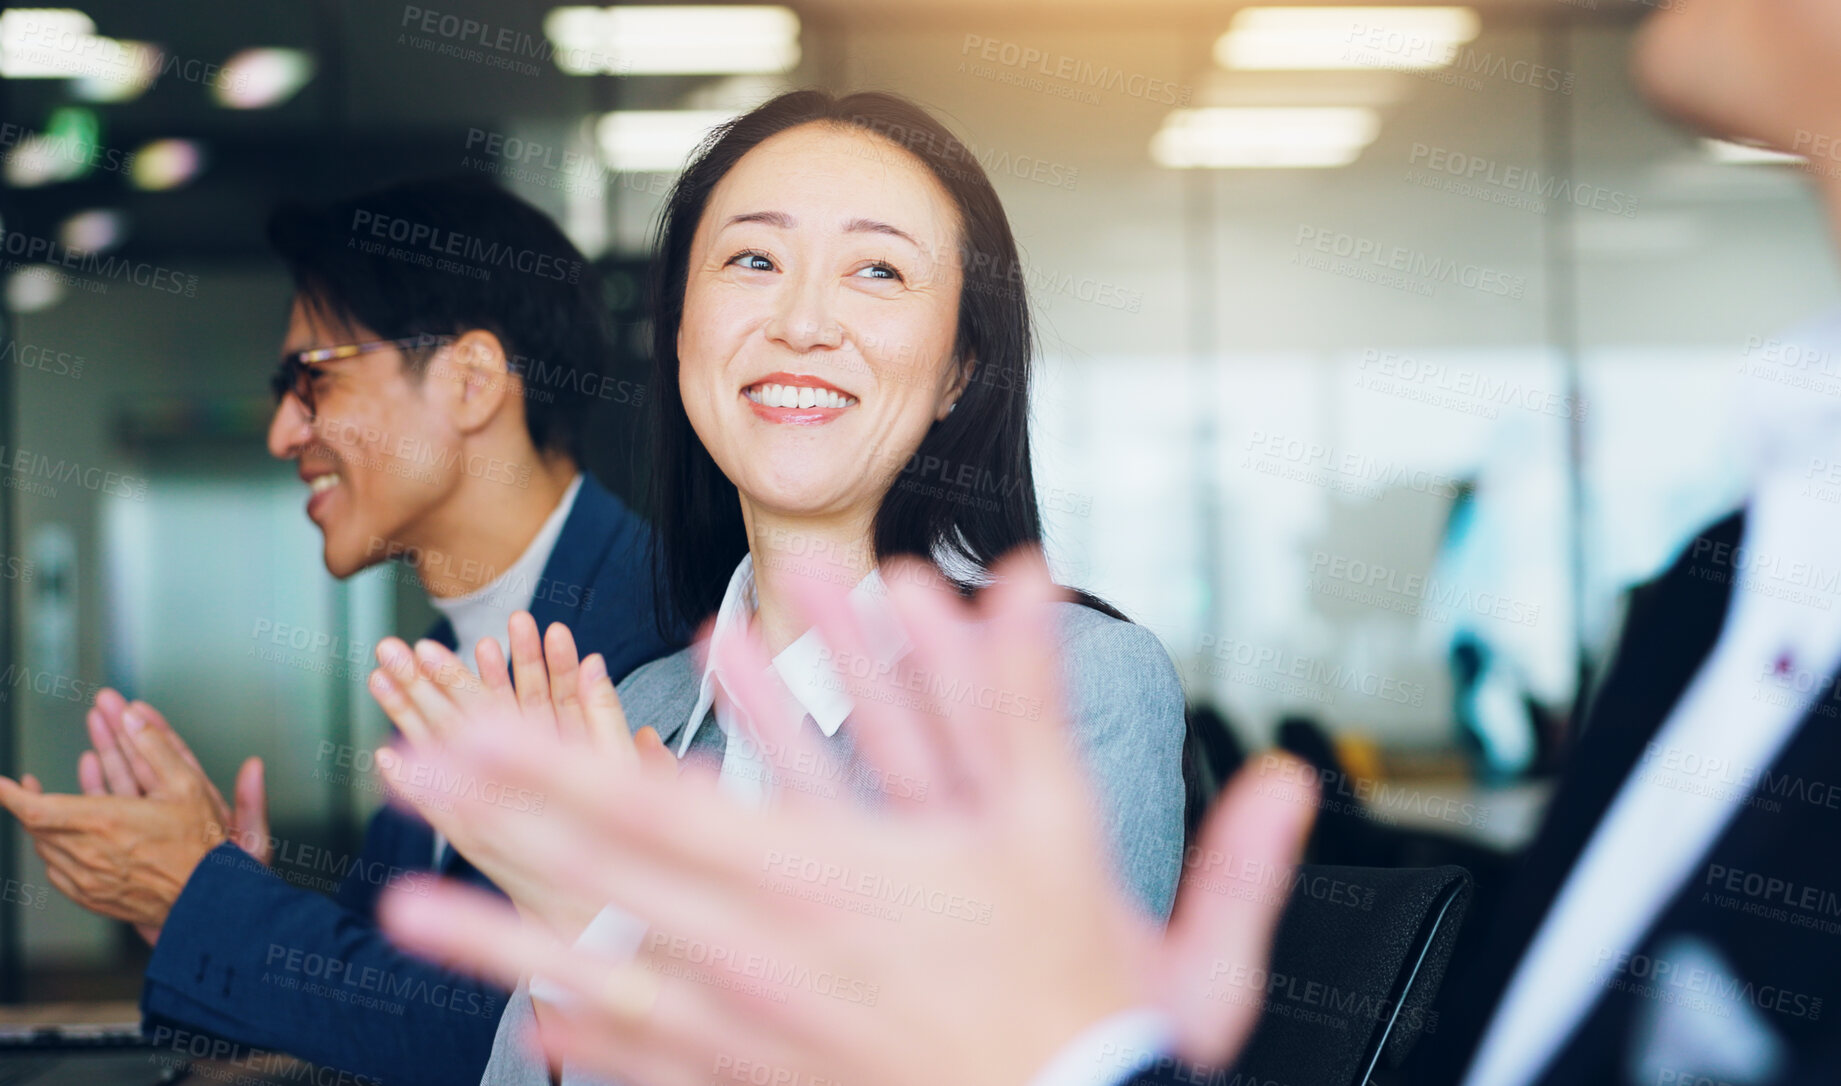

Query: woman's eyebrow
left=723, top=210, right=795, bottom=230
left=844, top=217, right=921, bottom=249
left=720, top=210, right=922, bottom=250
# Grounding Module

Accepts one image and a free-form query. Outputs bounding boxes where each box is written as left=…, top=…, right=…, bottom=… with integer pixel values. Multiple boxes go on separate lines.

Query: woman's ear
left=936, top=355, right=977, bottom=421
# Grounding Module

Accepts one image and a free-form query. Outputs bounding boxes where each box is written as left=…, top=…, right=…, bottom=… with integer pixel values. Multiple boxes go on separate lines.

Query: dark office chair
left=1225, top=864, right=1472, bottom=1086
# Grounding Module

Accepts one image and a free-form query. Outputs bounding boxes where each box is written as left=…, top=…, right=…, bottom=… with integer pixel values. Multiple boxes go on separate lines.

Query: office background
left=0, top=0, right=1833, bottom=997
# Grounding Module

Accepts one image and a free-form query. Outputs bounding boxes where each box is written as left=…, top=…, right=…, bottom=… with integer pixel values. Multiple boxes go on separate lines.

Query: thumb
left=232, top=758, right=272, bottom=865
left=634, top=727, right=678, bottom=781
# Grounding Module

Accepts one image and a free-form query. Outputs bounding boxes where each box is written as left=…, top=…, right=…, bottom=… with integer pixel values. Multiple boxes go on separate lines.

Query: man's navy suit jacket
left=1132, top=511, right=1841, bottom=1085
left=141, top=474, right=676, bottom=1086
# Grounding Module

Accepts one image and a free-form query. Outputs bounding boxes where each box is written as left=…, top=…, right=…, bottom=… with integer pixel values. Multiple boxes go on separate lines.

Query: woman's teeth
left=746, top=383, right=856, bottom=409
left=309, top=474, right=341, bottom=495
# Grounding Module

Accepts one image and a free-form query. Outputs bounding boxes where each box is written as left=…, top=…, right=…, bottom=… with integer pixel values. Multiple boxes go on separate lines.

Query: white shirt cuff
left=528, top=903, right=648, bottom=1007
left=1028, top=1008, right=1175, bottom=1086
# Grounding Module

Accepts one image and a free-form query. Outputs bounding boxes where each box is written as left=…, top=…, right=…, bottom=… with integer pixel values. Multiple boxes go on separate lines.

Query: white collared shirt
left=674, top=553, right=892, bottom=803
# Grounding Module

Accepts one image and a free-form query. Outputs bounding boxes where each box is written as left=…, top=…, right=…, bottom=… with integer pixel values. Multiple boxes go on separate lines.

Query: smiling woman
left=648, top=92, right=1049, bottom=641
left=362, top=90, right=1193, bottom=1086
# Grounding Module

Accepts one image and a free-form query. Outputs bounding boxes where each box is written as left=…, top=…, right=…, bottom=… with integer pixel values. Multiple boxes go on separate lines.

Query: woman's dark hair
left=267, top=174, right=613, bottom=463
left=648, top=89, right=1095, bottom=635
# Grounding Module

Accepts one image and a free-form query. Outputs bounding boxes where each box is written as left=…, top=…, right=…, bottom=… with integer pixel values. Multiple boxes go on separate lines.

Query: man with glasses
left=0, top=175, right=675, bottom=1086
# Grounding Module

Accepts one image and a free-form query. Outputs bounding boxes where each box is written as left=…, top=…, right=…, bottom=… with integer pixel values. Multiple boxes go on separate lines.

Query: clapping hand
left=366, top=613, right=672, bottom=940
left=0, top=690, right=269, bottom=946
left=373, top=551, right=1317, bottom=1086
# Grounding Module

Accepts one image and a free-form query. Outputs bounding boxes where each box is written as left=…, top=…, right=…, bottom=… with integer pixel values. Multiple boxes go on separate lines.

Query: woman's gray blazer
left=480, top=601, right=1187, bottom=1086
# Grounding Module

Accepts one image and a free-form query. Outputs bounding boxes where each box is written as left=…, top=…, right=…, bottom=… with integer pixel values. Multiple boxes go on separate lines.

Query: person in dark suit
left=1409, top=507, right=1839, bottom=1086
left=0, top=176, right=675, bottom=1086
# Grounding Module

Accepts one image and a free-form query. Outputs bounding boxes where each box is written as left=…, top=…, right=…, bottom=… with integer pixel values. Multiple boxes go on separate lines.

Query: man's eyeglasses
left=270, top=333, right=448, bottom=419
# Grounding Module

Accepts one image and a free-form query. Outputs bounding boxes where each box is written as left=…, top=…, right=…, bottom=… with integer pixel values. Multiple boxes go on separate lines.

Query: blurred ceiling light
left=3, top=106, right=100, bottom=186
left=6, top=266, right=68, bottom=314
left=1216, top=7, right=1480, bottom=71
left=0, top=8, right=94, bottom=75
left=2, top=137, right=74, bottom=187
left=1, top=8, right=160, bottom=99
left=595, top=110, right=739, bottom=172
left=130, top=138, right=205, bottom=190
left=1151, top=107, right=1381, bottom=169
left=1701, top=138, right=1805, bottom=167
left=59, top=208, right=125, bottom=252
left=57, top=208, right=124, bottom=254
left=684, top=73, right=792, bottom=111
left=71, top=40, right=159, bottom=101
left=214, top=47, right=315, bottom=109
left=544, top=5, right=799, bottom=75
left=4, top=112, right=92, bottom=187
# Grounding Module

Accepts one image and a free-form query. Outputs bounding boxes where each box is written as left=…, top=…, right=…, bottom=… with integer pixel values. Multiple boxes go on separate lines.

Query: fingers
left=135, top=707, right=223, bottom=821
left=474, top=637, right=514, bottom=698
left=86, top=707, right=141, bottom=796
left=233, top=758, right=271, bottom=865
left=118, top=709, right=194, bottom=796
left=380, top=879, right=707, bottom=1086
left=110, top=706, right=163, bottom=794
left=92, top=687, right=129, bottom=725
left=77, top=752, right=105, bottom=796
left=21, top=775, right=42, bottom=794
left=881, top=556, right=997, bottom=805
left=370, top=639, right=438, bottom=748
left=708, top=626, right=832, bottom=808
left=544, top=623, right=590, bottom=743
left=127, top=701, right=205, bottom=776
left=578, top=654, right=637, bottom=767
left=1159, top=753, right=1319, bottom=1066
left=372, top=746, right=449, bottom=826
left=380, top=880, right=552, bottom=992
left=507, top=613, right=557, bottom=732
left=408, top=640, right=487, bottom=741
left=977, top=548, right=1076, bottom=783
left=414, top=640, right=488, bottom=702
left=422, top=731, right=774, bottom=942
left=790, top=574, right=940, bottom=811
left=0, top=778, right=70, bottom=833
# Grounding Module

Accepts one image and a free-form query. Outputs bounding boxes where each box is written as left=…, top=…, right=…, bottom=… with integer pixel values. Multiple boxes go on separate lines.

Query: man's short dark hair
left=266, top=174, right=612, bottom=462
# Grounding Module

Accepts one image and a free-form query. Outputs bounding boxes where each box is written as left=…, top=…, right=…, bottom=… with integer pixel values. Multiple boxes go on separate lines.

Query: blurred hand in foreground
left=377, top=550, right=1317, bottom=1086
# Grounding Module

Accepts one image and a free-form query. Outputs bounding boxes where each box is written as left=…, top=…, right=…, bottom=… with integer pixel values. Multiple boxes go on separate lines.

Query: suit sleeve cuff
left=1028, top=1009, right=1174, bottom=1086
left=145, top=842, right=269, bottom=991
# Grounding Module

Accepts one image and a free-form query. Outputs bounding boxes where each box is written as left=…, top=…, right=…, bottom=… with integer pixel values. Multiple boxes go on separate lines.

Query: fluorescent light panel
left=0, top=7, right=159, bottom=100
left=595, top=110, right=739, bottom=172
left=0, top=8, right=95, bottom=76
left=1151, top=107, right=1381, bottom=169
left=1217, top=7, right=1480, bottom=71
left=545, top=5, right=799, bottom=75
